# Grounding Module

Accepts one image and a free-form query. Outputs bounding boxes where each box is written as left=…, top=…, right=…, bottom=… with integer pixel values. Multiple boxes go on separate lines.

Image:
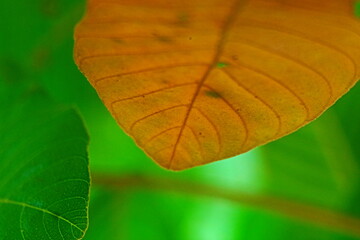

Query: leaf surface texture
left=75, top=0, right=360, bottom=170
left=0, top=86, right=90, bottom=240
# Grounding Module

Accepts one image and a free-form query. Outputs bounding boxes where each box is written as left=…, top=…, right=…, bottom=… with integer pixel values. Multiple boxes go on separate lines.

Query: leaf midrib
left=168, top=0, right=248, bottom=168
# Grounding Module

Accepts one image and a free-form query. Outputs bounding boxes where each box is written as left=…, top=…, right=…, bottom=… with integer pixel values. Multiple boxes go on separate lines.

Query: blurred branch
left=92, top=173, right=360, bottom=238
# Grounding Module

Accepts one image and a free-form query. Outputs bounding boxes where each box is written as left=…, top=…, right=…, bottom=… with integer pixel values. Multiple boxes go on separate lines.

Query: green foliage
left=0, top=0, right=360, bottom=240
left=0, top=83, right=90, bottom=239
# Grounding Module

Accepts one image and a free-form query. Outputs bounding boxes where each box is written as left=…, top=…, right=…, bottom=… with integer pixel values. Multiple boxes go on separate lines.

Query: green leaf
left=0, top=84, right=90, bottom=240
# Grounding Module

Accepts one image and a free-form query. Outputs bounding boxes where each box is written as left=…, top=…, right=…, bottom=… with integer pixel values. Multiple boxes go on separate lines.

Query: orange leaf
left=74, top=0, right=360, bottom=171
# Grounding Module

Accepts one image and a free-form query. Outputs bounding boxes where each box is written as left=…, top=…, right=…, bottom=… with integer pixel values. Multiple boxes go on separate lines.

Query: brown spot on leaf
left=153, top=33, right=172, bottom=43
left=175, top=12, right=190, bottom=27
left=205, top=90, right=221, bottom=98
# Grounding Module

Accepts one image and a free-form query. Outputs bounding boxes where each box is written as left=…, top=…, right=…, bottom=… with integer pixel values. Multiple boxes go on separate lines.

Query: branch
left=92, top=173, right=360, bottom=238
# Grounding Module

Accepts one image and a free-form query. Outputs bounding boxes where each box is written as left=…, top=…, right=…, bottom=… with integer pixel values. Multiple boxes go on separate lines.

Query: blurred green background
left=1, top=0, right=360, bottom=239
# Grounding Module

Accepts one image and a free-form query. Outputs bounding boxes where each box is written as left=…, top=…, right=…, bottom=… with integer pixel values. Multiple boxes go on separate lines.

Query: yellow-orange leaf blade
left=74, top=0, right=360, bottom=170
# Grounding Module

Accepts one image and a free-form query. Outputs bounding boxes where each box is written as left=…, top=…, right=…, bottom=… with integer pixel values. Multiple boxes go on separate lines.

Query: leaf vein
left=0, top=199, right=84, bottom=233
left=193, top=107, right=222, bottom=157
left=143, top=126, right=181, bottom=147
left=78, top=49, right=210, bottom=67
left=110, top=82, right=196, bottom=105
left=94, top=63, right=209, bottom=85
left=220, top=68, right=282, bottom=136
left=232, top=39, right=333, bottom=107
left=203, top=84, right=249, bottom=148
left=185, top=125, right=205, bottom=161
left=227, top=60, right=310, bottom=119
left=167, top=0, right=248, bottom=169
left=238, top=19, right=357, bottom=84
left=129, top=104, right=188, bottom=132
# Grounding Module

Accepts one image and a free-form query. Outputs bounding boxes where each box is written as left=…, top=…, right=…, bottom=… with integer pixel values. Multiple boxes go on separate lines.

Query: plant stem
left=92, top=173, right=360, bottom=238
